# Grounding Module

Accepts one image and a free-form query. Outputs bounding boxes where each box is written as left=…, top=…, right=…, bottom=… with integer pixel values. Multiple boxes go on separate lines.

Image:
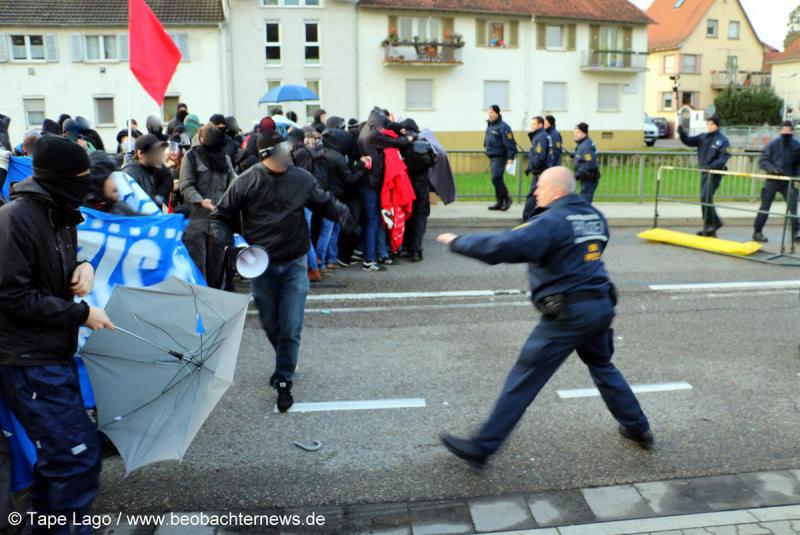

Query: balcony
left=580, top=50, right=648, bottom=73
left=382, top=40, right=464, bottom=67
left=711, top=71, right=771, bottom=89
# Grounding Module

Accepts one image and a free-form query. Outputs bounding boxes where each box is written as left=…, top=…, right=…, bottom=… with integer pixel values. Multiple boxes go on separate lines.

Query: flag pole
left=127, top=29, right=133, bottom=153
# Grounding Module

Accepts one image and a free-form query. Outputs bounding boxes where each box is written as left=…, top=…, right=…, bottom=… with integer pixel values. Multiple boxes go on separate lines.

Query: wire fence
left=449, top=149, right=763, bottom=203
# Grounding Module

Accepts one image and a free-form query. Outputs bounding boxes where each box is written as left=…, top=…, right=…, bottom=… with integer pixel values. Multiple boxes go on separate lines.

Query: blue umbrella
left=258, top=84, right=319, bottom=104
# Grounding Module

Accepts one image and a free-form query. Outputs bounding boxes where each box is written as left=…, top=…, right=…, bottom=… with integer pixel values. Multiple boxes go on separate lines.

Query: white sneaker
left=361, top=261, right=381, bottom=272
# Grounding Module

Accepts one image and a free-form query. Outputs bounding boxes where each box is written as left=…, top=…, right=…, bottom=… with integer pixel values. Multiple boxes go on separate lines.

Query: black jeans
left=700, top=173, right=723, bottom=229
left=405, top=178, right=431, bottom=253
left=489, top=157, right=509, bottom=201
left=754, top=179, right=799, bottom=235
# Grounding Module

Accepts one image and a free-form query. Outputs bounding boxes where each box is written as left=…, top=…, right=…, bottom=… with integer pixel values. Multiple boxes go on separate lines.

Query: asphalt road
left=94, top=224, right=800, bottom=512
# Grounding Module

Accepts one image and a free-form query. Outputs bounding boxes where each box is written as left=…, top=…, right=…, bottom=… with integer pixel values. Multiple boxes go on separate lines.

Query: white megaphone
left=233, top=234, right=269, bottom=279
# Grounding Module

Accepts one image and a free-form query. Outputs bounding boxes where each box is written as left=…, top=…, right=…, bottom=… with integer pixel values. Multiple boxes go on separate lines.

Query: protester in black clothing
left=167, top=102, right=189, bottom=135
left=399, top=118, right=434, bottom=261
left=0, top=134, right=113, bottom=526
left=286, top=111, right=298, bottom=124
left=122, top=134, right=171, bottom=206
left=41, top=118, right=62, bottom=136
left=0, top=115, right=11, bottom=151
left=312, top=109, right=328, bottom=133
left=84, top=151, right=136, bottom=215
left=146, top=115, right=167, bottom=142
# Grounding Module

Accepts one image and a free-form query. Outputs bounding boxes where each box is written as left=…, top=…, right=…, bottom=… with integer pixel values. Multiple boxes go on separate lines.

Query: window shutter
left=476, top=18, right=486, bottom=47
left=695, top=54, right=701, bottom=74
left=623, top=27, right=632, bottom=50
left=70, top=33, right=85, bottom=62
left=119, top=33, right=128, bottom=61
left=388, top=15, right=397, bottom=33
left=509, top=20, right=519, bottom=48
left=44, top=34, right=58, bottom=62
left=566, top=24, right=576, bottom=50
left=536, top=22, right=545, bottom=49
left=0, top=34, right=8, bottom=63
left=444, top=18, right=454, bottom=37
left=589, top=25, right=600, bottom=51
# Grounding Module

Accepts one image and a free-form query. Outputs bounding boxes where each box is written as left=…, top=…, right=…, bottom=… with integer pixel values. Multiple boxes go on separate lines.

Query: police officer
left=437, top=166, right=653, bottom=468
left=573, top=122, right=601, bottom=203
left=522, top=116, right=550, bottom=220
left=545, top=115, right=563, bottom=167
left=678, top=116, right=731, bottom=237
left=752, top=121, right=800, bottom=243
left=483, top=105, right=517, bottom=211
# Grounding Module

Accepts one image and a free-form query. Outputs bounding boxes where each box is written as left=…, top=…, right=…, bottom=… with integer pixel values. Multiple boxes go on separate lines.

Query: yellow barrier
left=638, top=228, right=763, bottom=256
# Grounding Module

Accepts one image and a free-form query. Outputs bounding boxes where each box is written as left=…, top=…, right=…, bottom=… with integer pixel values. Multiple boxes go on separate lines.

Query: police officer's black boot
left=440, top=434, right=489, bottom=468
left=618, top=425, right=655, bottom=450
left=500, top=196, right=513, bottom=211
left=752, top=231, right=768, bottom=243
left=488, top=198, right=503, bottom=211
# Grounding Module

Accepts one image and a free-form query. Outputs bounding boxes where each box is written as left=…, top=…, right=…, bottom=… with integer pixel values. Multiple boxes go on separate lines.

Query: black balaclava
left=176, top=103, right=189, bottom=123
left=87, top=151, right=117, bottom=204
left=32, top=135, right=92, bottom=210
left=198, top=126, right=229, bottom=172
left=41, top=118, right=62, bottom=136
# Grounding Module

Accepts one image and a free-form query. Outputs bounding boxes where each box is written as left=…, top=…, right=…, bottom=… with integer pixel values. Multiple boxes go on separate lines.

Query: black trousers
left=405, top=179, right=431, bottom=254
left=700, top=173, right=723, bottom=230
left=490, top=157, right=509, bottom=201
left=522, top=173, right=540, bottom=221
left=754, top=179, right=799, bottom=234
left=336, top=192, right=363, bottom=262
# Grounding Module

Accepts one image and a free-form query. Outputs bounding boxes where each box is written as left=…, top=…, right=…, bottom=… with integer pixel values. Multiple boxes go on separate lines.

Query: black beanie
left=490, top=105, right=501, bottom=115
left=209, top=114, right=226, bottom=125
left=87, top=151, right=118, bottom=202
left=41, top=118, right=62, bottom=136
left=33, top=134, right=91, bottom=176
left=576, top=122, right=589, bottom=135
left=708, top=115, right=721, bottom=127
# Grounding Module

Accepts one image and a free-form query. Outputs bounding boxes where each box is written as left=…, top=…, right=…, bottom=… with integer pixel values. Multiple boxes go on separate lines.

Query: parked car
left=644, top=115, right=658, bottom=147
left=652, top=117, right=670, bottom=138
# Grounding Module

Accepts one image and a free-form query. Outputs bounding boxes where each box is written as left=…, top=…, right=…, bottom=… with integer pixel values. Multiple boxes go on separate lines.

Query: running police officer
left=573, top=122, right=601, bottom=203
left=545, top=115, right=563, bottom=167
left=678, top=116, right=731, bottom=237
left=522, top=116, right=550, bottom=220
left=437, top=166, right=653, bottom=468
left=484, top=105, right=517, bottom=211
left=752, top=121, right=800, bottom=243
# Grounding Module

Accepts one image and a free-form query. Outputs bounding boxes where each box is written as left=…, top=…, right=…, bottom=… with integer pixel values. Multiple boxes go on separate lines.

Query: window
left=416, top=17, right=442, bottom=41
left=707, top=19, right=718, bottom=37
left=406, top=79, right=433, bottom=110
left=483, top=81, right=509, bottom=110
left=546, top=25, right=564, bottom=49
left=260, top=0, right=321, bottom=5
left=395, top=16, right=445, bottom=42
left=598, top=84, right=620, bottom=112
left=94, top=97, right=115, bottom=126
left=663, top=55, right=676, bottom=74
left=681, top=91, right=699, bottom=107
left=85, top=35, right=118, bottom=61
left=542, top=82, right=567, bottom=111
left=398, top=16, right=413, bottom=41
left=265, top=22, right=281, bottom=65
left=728, top=21, right=740, bottom=39
left=661, top=92, right=674, bottom=111
left=268, top=79, right=282, bottom=91
left=10, top=34, right=45, bottom=61
left=681, top=54, right=699, bottom=73
left=726, top=55, right=738, bottom=73
left=169, top=33, right=190, bottom=61
left=488, top=21, right=506, bottom=47
left=304, top=22, right=320, bottom=65
left=161, top=95, right=180, bottom=122
left=305, top=79, right=321, bottom=119
left=23, top=98, right=45, bottom=128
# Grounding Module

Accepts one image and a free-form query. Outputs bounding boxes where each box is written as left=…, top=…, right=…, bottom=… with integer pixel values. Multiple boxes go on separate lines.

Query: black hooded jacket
left=0, top=115, right=11, bottom=151
left=322, top=128, right=366, bottom=199
left=358, top=107, right=410, bottom=190
left=0, top=178, right=91, bottom=365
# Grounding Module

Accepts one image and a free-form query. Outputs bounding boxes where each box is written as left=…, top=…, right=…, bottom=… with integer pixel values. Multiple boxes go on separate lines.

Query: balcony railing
left=580, top=50, right=648, bottom=72
left=711, top=71, right=771, bottom=89
left=382, top=40, right=464, bottom=67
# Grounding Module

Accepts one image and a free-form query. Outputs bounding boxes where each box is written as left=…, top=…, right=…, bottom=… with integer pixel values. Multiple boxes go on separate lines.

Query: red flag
left=129, top=0, right=181, bottom=104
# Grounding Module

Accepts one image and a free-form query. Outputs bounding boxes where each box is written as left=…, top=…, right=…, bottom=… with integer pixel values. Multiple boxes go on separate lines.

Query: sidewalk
left=428, top=201, right=791, bottom=228
left=97, top=468, right=800, bottom=534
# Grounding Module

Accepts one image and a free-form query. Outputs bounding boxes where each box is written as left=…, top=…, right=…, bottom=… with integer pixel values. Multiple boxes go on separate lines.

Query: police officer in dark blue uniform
left=573, top=122, right=601, bottom=203
left=678, top=116, right=732, bottom=237
left=437, top=166, right=653, bottom=468
left=752, top=121, right=800, bottom=243
left=545, top=115, right=563, bottom=167
left=483, top=105, right=517, bottom=211
left=522, top=116, right=550, bottom=220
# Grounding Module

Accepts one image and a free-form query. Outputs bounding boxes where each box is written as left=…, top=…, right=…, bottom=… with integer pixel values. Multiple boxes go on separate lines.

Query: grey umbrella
left=80, top=277, right=250, bottom=473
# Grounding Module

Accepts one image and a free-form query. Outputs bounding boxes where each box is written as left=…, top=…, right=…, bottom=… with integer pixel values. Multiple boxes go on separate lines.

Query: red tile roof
left=358, top=0, right=653, bottom=25
left=0, top=0, right=225, bottom=26
left=646, top=0, right=715, bottom=51
left=768, top=35, right=800, bottom=65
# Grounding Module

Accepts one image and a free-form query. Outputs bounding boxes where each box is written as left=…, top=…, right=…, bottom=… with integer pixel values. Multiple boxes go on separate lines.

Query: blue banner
left=1, top=156, right=32, bottom=200
left=1, top=207, right=206, bottom=492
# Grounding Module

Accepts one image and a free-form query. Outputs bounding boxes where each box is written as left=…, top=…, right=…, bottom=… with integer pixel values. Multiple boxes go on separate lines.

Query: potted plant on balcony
left=382, top=27, right=400, bottom=47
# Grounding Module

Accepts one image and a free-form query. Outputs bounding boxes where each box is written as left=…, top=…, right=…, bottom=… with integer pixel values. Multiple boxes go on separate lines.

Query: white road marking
left=275, top=398, right=427, bottom=414
left=557, top=382, right=693, bottom=399
left=650, top=280, right=800, bottom=292
left=306, top=289, right=525, bottom=302
left=670, top=290, right=797, bottom=300
left=247, top=300, right=531, bottom=315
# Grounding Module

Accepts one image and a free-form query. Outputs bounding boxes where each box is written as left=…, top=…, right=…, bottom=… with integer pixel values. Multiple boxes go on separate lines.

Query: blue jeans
left=316, top=218, right=336, bottom=268
left=359, top=184, right=388, bottom=263
left=327, top=223, right=340, bottom=263
left=250, top=255, right=310, bottom=385
left=304, top=209, right=319, bottom=271
left=473, top=298, right=650, bottom=454
left=0, top=364, right=101, bottom=534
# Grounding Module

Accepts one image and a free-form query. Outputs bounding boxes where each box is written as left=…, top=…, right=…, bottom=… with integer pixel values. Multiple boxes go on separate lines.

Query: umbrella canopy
left=272, top=115, right=301, bottom=129
left=258, top=84, right=319, bottom=104
left=80, top=277, right=250, bottom=473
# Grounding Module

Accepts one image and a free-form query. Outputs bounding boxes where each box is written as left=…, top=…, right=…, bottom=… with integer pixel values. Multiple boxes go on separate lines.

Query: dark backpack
left=292, top=144, right=330, bottom=190
left=404, top=139, right=437, bottom=174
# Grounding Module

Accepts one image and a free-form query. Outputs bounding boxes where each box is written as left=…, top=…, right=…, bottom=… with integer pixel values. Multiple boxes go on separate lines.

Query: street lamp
left=779, top=73, right=797, bottom=121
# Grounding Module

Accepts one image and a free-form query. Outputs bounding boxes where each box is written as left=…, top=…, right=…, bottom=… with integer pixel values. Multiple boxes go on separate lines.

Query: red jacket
left=380, top=129, right=415, bottom=253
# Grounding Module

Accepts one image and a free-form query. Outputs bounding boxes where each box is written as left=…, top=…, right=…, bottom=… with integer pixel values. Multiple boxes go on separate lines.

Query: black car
left=652, top=117, right=670, bottom=138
